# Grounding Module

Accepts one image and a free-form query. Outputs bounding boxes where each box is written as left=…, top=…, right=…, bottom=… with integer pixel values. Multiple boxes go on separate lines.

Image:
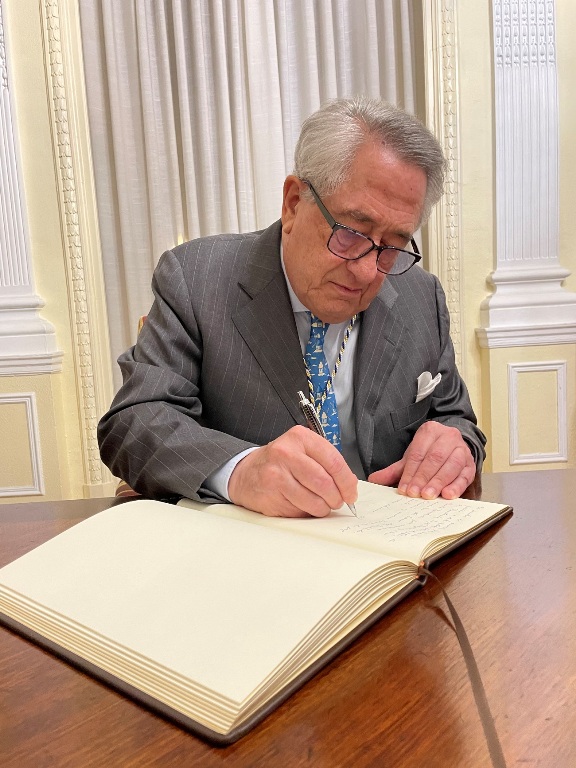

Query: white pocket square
left=415, top=371, right=442, bottom=403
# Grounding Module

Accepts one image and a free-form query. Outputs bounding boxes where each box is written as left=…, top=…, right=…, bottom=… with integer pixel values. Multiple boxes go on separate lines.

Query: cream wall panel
left=0, top=377, right=66, bottom=503
left=509, top=362, right=566, bottom=462
left=481, top=347, right=575, bottom=473
left=0, top=394, right=40, bottom=494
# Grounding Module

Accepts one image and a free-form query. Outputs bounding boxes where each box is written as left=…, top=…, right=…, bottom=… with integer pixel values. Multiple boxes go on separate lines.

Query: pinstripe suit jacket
left=98, top=220, right=486, bottom=501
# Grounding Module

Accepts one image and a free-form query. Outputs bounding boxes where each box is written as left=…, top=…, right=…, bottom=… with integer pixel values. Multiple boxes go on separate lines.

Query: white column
left=477, top=0, right=576, bottom=348
left=0, top=0, right=61, bottom=374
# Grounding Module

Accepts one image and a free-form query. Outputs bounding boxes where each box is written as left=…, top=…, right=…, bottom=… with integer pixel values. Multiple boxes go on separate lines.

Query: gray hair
left=293, top=96, right=446, bottom=225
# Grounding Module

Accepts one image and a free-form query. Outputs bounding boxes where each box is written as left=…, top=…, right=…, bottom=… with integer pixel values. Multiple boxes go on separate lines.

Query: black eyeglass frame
left=302, top=179, right=421, bottom=275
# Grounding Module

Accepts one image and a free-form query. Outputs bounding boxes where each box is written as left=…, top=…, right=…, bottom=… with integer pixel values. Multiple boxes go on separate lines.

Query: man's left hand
left=367, top=421, right=476, bottom=500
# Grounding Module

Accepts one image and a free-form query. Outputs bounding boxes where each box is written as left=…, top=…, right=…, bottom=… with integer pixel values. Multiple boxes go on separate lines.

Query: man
left=98, top=97, right=486, bottom=517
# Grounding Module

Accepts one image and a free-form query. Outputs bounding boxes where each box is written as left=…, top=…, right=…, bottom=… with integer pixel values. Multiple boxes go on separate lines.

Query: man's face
left=281, top=141, right=427, bottom=324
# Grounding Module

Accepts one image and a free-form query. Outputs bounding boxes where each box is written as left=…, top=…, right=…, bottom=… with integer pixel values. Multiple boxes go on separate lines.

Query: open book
left=0, top=481, right=511, bottom=745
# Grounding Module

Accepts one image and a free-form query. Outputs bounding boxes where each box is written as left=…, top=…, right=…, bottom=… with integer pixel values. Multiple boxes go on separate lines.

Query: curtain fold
left=79, top=0, right=417, bottom=384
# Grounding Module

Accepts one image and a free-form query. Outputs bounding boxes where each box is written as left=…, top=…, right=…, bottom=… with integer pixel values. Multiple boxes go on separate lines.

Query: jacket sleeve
left=97, top=248, right=257, bottom=502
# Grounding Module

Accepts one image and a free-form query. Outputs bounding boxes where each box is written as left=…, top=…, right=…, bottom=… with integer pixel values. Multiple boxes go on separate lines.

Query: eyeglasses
left=303, top=180, right=421, bottom=275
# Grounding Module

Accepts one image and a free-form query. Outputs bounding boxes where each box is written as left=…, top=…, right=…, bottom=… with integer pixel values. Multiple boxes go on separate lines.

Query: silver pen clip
left=297, top=391, right=357, bottom=516
left=298, top=391, right=325, bottom=437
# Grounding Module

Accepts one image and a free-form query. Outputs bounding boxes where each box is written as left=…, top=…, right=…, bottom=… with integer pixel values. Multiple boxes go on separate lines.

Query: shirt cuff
left=201, top=447, right=260, bottom=501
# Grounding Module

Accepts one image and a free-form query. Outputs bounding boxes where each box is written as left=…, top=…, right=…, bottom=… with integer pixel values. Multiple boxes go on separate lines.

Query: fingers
left=395, top=422, right=476, bottom=500
left=367, top=460, right=404, bottom=487
left=228, top=426, right=358, bottom=517
left=368, top=422, right=476, bottom=500
left=228, top=420, right=476, bottom=516
left=296, top=427, right=358, bottom=507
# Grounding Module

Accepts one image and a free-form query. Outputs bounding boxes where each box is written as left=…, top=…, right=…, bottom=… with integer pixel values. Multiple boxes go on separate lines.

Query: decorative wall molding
left=0, top=392, right=45, bottom=496
left=477, top=323, right=576, bottom=349
left=508, top=360, right=567, bottom=464
left=40, top=0, right=115, bottom=494
left=477, top=0, right=576, bottom=348
left=0, top=0, right=62, bottom=374
left=422, top=0, right=463, bottom=370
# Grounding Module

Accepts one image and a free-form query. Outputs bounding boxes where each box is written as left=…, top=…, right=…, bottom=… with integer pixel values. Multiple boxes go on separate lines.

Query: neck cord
left=304, top=314, right=358, bottom=414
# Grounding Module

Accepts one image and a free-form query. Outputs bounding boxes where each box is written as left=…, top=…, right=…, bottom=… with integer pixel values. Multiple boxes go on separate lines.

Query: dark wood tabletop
left=1, top=469, right=575, bottom=768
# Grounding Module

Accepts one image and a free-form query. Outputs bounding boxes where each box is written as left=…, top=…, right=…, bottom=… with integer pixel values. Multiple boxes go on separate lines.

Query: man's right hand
left=227, top=425, right=358, bottom=517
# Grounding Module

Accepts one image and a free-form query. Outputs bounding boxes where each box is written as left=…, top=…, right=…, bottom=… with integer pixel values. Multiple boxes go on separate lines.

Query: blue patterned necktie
left=304, top=313, right=341, bottom=450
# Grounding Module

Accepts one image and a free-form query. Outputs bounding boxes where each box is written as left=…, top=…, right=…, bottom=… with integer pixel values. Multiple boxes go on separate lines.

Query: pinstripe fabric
left=98, top=220, right=486, bottom=502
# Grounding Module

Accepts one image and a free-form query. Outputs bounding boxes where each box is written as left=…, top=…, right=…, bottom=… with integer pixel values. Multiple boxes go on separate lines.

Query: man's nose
left=344, top=250, right=380, bottom=281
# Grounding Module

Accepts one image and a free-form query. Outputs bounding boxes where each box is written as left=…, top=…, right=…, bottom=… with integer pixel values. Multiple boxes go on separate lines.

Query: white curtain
left=79, top=0, right=417, bottom=385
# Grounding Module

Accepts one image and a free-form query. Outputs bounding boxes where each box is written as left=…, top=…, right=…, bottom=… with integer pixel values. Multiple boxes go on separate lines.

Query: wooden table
left=1, top=470, right=575, bottom=767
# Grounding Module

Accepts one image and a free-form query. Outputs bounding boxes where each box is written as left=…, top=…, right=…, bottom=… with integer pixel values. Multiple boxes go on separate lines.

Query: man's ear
left=281, top=176, right=303, bottom=234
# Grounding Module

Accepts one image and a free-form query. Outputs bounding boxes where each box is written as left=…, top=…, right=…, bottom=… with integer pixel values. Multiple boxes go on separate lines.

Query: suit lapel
left=355, top=280, right=406, bottom=469
left=232, top=222, right=308, bottom=425
left=230, top=222, right=410, bottom=459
